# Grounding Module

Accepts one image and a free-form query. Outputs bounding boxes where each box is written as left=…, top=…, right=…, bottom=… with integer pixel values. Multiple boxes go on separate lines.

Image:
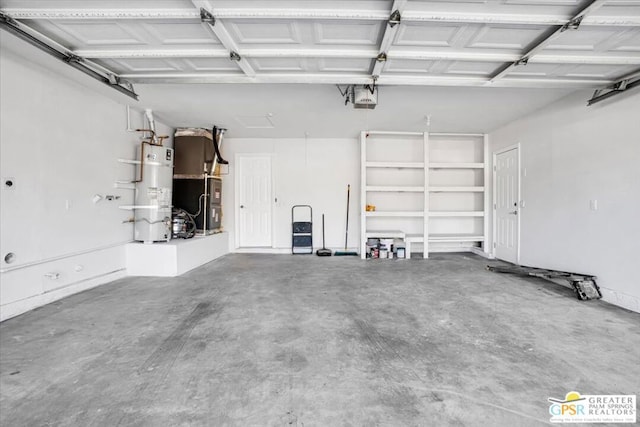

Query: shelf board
left=429, top=211, right=485, bottom=217
left=429, top=186, right=485, bottom=192
left=365, top=230, right=406, bottom=238
left=429, top=162, right=484, bottom=169
left=429, top=132, right=484, bottom=138
left=365, top=211, right=424, bottom=217
left=118, top=205, right=170, bottom=211
left=366, top=186, right=425, bottom=192
left=366, top=131, right=424, bottom=136
left=173, top=174, right=222, bottom=180
left=365, top=162, right=425, bottom=169
left=117, top=158, right=140, bottom=165
left=428, top=234, right=485, bottom=242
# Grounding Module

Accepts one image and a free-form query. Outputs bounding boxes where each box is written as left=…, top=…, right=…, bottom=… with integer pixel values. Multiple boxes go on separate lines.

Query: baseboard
left=469, top=247, right=494, bottom=259
left=428, top=246, right=478, bottom=254
left=233, top=248, right=292, bottom=254
left=0, top=269, right=126, bottom=322
left=233, top=247, right=359, bottom=255
left=234, top=247, right=491, bottom=257
left=599, top=288, right=640, bottom=313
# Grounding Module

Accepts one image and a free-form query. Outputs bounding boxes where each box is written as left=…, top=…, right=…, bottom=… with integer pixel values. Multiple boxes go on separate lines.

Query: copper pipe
left=133, top=141, right=149, bottom=183
left=135, top=128, right=168, bottom=146
left=131, top=129, right=169, bottom=183
left=135, top=128, right=155, bottom=144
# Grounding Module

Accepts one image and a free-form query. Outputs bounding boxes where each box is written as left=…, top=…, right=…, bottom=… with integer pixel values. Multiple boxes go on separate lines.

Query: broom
left=316, top=214, right=332, bottom=256
left=334, top=184, right=358, bottom=256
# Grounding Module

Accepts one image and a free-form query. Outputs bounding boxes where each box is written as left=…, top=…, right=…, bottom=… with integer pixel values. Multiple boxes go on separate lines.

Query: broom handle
left=344, top=184, right=350, bottom=250
left=322, top=214, right=326, bottom=248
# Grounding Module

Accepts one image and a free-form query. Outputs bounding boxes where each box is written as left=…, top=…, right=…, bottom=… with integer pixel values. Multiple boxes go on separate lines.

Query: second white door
left=494, top=147, right=519, bottom=263
left=237, top=155, right=272, bottom=247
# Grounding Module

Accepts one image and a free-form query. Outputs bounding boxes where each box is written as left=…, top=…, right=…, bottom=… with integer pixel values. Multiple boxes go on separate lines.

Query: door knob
left=240, top=205, right=245, bottom=208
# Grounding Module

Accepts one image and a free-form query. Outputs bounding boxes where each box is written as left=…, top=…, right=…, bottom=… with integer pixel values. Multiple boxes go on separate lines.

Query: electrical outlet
left=590, top=199, right=598, bottom=211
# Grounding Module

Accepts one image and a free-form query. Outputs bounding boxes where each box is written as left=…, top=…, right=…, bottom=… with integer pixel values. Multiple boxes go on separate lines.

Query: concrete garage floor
left=1, top=254, right=639, bottom=426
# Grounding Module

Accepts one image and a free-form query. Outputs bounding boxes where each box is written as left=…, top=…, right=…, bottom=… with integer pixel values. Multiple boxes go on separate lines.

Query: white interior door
left=237, top=155, right=272, bottom=247
left=494, top=147, right=519, bottom=263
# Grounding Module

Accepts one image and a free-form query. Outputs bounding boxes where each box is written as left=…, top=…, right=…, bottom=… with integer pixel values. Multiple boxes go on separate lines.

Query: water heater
left=134, top=144, right=174, bottom=243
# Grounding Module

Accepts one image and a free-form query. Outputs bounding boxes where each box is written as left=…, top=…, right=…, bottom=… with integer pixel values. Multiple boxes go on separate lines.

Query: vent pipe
left=144, top=109, right=158, bottom=144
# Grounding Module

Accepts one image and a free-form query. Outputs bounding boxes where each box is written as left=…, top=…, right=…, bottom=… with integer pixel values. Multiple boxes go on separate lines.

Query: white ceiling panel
left=466, top=25, right=547, bottom=50
left=200, top=1, right=392, bottom=12
left=547, top=27, right=636, bottom=52
left=249, top=57, right=305, bottom=71
left=28, top=21, right=148, bottom=48
left=0, top=0, right=193, bottom=8
left=99, top=58, right=183, bottom=73
left=594, top=4, right=640, bottom=20
left=407, top=0, right=582, bottom=17
left=318, top=58, right=372, bottom=72
left=314, top=21, right=383, bottom=45
left=227, top=20, right=301, bottom=44
left=385, top=58, right=435, bottom=73
left=505, top=63, right=633, bottom=80
left=561, top=64, right=638, bottom=79
left=141, top=21, right=220, bottom=45
left=97, top=57, right=242, bottom=73
left=56, top=22, right=144, bottom=46
left=1, top=0, right=638, bottom=89
left=182, top=58, right=241, bottom=72
left=27, top=18, right=222, bottom=51
left=502, top=0, right=580, bottom=5
left=507, top=63, right=566, bottom=77
left=445, top=61, right=505, bottom=76
left=611, top=31, right=640, bottom=53
left=395, top=23, right=464, bottom=47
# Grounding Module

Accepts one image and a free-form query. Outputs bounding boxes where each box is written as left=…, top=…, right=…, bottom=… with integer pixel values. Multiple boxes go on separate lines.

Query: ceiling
left=134, top=83, right=582, bottom=137
left=1, top=0, right=639, bottom=137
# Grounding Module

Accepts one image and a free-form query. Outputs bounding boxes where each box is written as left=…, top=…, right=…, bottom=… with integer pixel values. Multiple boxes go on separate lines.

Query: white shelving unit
left=360, top=131, right=490, bottom=259
left=361, top=131, right=428, bottom=259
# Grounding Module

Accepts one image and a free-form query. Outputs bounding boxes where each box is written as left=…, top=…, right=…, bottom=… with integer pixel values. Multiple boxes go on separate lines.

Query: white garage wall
left=0, top=46, right=173, bottom=321
left=489, top=90, right=640, bottom=313
left=222, top=138, right=360, bottom=252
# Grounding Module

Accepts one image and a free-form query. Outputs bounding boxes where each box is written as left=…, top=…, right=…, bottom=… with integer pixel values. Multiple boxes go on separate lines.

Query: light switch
left=590, top=199, right=598, bottom=211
